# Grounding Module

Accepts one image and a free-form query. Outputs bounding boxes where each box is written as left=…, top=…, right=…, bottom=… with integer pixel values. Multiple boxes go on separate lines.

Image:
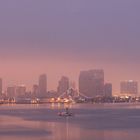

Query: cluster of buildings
left=0, top=70, right=139, bottom=100
left=79, top=70, right=112, bottom=97
left=0, top=74, right=47, bottom=99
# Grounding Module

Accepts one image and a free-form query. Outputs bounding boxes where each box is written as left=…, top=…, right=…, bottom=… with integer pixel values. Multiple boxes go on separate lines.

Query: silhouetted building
left=104, top=83, right=112, bottom=97
left=16, top=85, right=26, bottom=97
left=7, top=86, right=16, bottom=98
left=32, top=84, right=39, bottom=97
left=57, top=76, right=69, bottom=96
left=79, top=69, right=104, bottom=97
left=38, top=74, right=47, bottom=97
left=0, top=78, right=2, bottom=95
left=120, top=80, right=138, bottom=95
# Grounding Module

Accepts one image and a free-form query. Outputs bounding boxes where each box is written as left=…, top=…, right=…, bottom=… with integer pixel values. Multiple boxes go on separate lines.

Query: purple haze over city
left=0, top=0, right=140, bottom=93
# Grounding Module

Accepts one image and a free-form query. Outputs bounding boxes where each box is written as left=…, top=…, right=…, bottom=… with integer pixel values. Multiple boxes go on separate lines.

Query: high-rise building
left=57, top=76, right=69, bottom=96
left=32, top=84, right=39, bottom=97
left=0, top=78, right=2, bottom=95
left=38, top=74, right=47, bottom=97
left=79, top=69, right=104, bottom=97
left=104, top=83, right=112, bottom=97
left=120, top=80, right=138, bottom=95
left=16, top=85, right=26, bottom=97
left=7, top=86, right=16, bottom=98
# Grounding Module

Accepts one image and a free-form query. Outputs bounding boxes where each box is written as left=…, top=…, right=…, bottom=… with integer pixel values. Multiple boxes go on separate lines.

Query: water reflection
left=0, top=103, right=140, bottom=140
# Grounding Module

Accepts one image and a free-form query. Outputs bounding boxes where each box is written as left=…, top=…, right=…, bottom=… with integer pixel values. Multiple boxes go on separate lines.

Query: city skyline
left=0, top=1, right=140, bottom=140
left=0, top=0, right=140, bottom=93
left=0, top=70, right=139, bottom=95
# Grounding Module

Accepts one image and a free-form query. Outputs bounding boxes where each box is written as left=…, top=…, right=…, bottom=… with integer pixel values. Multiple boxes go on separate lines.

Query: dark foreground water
left=0, top=103, right=140, bottom=140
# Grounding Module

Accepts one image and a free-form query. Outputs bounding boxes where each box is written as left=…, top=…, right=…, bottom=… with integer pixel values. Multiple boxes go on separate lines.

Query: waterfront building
left=32, top=84, right=39, bottom=97
left=38, top=74, right=47, bottom=98
left=79, top=69, right=104, bottom=97
left=7, top=86, right=16, bottom=98
left=120, top=80, right=138, bottom=95
left=57, top=76, right=69, bottom=96
left=16, top=85, right=26, bottom=97
left=104, top=83, right=112, bottom=97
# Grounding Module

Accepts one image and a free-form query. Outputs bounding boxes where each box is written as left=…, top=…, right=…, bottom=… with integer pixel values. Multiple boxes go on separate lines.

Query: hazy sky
left=0, top=0, right=140, bottom=93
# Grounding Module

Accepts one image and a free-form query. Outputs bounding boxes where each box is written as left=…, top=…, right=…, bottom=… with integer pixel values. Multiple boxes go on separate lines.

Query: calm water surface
left=0, top=103, right=140, bottom=140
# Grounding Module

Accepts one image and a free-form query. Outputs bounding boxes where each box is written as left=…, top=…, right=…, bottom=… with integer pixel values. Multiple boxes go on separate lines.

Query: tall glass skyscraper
left=38, top=74, right=47, bottom=98
left=79, top=69, right=104, bottom=97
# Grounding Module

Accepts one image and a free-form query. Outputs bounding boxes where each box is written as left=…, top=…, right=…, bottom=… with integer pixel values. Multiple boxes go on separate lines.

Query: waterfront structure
left=57, top=76, right=69, bottom=96
left=120, top=80, right=138, bottom=95
left=104, top=83, right=112, bottom=97
left=79, top=69, right=104, bottom=97
left=38, top=74, right=47, bottom=97
left=16, top=85, right=26, bottom=97
left=32, top=84, right=39, bottom=97
left=0, top=78, right=2, bottom=95
left=7, top=86, right=16, bottom=98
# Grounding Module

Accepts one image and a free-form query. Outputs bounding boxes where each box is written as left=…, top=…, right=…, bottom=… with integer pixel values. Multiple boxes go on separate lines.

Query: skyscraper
left=104, top=83, right=112, bottom=97
left=16, top=85, right=26, bottom=97
left=0, top=78, right=2, bottom=95
left=79, top=69, right=104, bottom=97
left=57, top=76, right=69, bottom=96
left=38, top=74, right=47, bottom=97
left=120, top=80, right=138, bottom=95
left=7, top=86, right=16, bottom=98
left=32, top=84, right=39, bottom=97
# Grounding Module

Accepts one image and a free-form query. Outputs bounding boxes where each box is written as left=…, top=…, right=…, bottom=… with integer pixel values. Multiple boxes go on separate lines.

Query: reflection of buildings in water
left=66, top=117, right=69, bottom=140
left=65, top=118, right=81, bottom=140
left=1, top=104, right=140, bottom=140
left=39, top=119, right=81, bottom=140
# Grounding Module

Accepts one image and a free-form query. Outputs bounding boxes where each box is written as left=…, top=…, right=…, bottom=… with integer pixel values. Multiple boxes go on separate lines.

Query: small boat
left=58, top=112, right=73, bottom=117
left=58, top=108, right=74, bottom=117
